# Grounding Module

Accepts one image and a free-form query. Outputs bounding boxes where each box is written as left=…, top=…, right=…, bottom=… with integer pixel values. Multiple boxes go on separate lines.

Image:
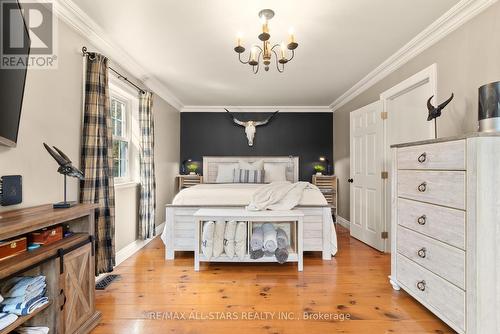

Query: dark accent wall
left=180, top=112, right=333, bottom=181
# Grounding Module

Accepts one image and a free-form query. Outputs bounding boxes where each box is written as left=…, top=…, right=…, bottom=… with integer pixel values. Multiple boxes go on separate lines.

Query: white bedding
left=172, top=183, right=328, bottom=206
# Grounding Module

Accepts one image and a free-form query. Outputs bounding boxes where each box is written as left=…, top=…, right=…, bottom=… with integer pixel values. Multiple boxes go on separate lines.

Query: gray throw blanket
left=275, top=247, right=289, bottom=264
left=250, top=226, right=264, bottom=251
left=262, top=223, right=277, bottom=252
left=276, top=228, right=289, bottom=248
left=275, top=228, right=289, bottom=264
left=250, top=248, right=264, bottom=259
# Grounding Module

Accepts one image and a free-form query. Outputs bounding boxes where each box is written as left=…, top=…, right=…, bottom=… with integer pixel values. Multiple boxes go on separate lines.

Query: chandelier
left=233, top=9, right=298, bottom=74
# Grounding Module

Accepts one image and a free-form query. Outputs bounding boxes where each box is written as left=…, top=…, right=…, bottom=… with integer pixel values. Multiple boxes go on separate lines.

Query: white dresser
left=390, top=134, right=500, bottom=334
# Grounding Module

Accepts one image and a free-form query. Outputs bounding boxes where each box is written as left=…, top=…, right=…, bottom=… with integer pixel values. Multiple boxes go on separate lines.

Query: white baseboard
left=337, top=216, right=350, bottom=230
left=96, top=222, right=165, bottom=281
left=115, top=222, right=165, bottom=266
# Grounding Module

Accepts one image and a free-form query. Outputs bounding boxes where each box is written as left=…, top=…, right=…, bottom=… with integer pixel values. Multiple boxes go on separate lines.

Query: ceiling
left=72, top=0, right=460, bottom=107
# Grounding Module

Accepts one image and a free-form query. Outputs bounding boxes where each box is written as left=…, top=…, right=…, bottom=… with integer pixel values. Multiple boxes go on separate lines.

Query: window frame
left=109, top=77, right=139, bottom=185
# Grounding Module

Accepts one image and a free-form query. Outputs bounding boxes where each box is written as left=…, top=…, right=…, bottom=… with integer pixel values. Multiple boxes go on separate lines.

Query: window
left=111, top=96, right=129, bottom=180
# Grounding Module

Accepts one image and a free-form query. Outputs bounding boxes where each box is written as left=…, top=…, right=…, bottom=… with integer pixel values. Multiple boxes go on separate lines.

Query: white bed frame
left=164, top=156, right=332, bottom=260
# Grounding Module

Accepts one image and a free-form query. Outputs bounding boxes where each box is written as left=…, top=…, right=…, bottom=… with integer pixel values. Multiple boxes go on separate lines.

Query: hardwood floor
left=92, top=226, right=454, bottom=334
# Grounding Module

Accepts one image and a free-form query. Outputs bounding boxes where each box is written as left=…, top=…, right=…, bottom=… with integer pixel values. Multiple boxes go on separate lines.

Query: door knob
left=348, top=178, right=354, bottom=183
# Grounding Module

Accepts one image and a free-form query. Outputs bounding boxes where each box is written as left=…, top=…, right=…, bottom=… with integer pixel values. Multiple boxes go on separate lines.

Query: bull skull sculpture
left=225, top=108, right=279, bottom=146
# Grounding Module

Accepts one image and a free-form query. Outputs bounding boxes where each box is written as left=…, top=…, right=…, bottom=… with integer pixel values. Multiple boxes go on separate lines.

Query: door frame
left=379, top=64, right=437, bottom=252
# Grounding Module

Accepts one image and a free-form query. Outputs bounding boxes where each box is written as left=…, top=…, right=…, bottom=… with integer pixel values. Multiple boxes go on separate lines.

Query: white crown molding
left=329, top=0, right=498, bottom=112
left=41, top=0, right=184, bottom=111
left=181, top=106, right=333, bottom=113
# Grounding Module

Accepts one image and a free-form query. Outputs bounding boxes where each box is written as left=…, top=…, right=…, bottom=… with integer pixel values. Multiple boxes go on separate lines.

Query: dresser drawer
left=398, top=170, right=465, bottom=210
left=397, top=140, right=465, bottom=170
left=396, top=254, right=465, bottom=332
left=397, top=226, right=465, bottom=289
left=398, top=198, right=465, bottom=250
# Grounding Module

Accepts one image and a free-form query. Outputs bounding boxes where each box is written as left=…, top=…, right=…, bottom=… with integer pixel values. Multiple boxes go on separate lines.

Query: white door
left=349, top=100, right=385, bottom=251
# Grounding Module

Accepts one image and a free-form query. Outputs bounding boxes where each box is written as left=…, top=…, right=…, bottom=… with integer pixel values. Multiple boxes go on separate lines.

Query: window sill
left=114, top=181, right=139, bottom=190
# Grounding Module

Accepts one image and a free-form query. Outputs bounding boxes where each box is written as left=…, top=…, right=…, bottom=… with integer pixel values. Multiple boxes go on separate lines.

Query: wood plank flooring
left=92, top=226, right=454, bottom=334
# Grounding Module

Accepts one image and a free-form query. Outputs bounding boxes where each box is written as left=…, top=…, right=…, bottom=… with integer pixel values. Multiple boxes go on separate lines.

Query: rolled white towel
left=250, top=226, right=264, bottom=251
left=262, top=223, right=277, bottom=253
left=234, top=222, right=247, bottom=260
left=212, top=221, right=226, bottom=258
left=224, top=220, right=237, bottom=259
left=13, top=326, right=49, bottom=334
left=201, top=221, right=215, bottom=259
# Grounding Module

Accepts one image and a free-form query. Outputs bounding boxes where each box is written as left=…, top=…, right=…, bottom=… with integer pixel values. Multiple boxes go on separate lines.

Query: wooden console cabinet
left=0, top=204, right=101, bottom=334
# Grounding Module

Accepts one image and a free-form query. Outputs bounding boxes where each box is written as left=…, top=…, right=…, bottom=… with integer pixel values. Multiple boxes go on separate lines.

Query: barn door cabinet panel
left=0, top=204, right=101, bottom=334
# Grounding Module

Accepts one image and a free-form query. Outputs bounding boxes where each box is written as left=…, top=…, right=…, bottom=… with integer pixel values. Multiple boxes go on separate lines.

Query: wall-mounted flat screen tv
left=0, top=0, right=31, bottom=147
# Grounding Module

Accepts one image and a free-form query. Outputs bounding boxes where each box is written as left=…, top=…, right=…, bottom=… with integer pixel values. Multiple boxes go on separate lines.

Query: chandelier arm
left=271, top=49, right=284, bottom=73
left=238, top=52, right=250, bottom=65
left=287, top=50, right=295, bottom=62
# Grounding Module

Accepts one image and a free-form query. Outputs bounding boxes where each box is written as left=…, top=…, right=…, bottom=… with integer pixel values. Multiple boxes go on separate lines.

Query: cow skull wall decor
left=225, top=108, right=279, bottom=146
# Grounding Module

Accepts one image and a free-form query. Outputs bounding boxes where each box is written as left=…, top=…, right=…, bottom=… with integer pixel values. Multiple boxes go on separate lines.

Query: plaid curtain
left=80, top=53, right=116, bottom=274
left=139, top=92, right=156, bottom=239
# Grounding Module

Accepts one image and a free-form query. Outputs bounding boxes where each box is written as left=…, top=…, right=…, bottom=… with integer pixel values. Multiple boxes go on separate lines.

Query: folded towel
left=250, top=226, right=264, bottom=251
left=1, top=296, right=49, bottom=316
left=276, top=228, right=289, bottom=249
left=212, top=221, right=226, bottom=258
left=275, top=247, right=289, bottom=264
left=201, top=221, right=215, bottom=259
left=262, top=223, right=277, bottom=253
left=223, top=220, right=237, bottom=259
left=0, top=312, right=18, bottom=330
left=1, top=287, right=46, bottom=306
left=234, top=222, right=247, bottom=260
left=13, top=326, right=49, bottom=334
left=263, top=250, right=275, bottom=257
left=249, top=248, right=264, bottom=259
left=1, top=276, right=46, bottom=298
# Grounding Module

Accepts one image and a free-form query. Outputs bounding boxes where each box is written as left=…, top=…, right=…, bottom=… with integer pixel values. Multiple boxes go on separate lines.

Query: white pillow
left=264, top=163, right=287, bottom=183
left=201, top=221, right=215, bottom=259
left=224, top=221, right=237, bottom=259
left=212, top=221, right=226, bottom=258
left=215, top=163, right=238, bottom=183
left=239, top=160, right=264, bottom=170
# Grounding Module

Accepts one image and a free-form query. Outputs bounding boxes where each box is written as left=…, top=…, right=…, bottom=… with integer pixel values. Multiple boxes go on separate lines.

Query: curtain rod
left=81, top=46, right=146, bottom=95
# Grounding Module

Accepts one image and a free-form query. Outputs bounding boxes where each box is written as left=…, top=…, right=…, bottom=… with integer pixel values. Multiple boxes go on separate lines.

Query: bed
left=161, top=156, right=337, bottom=260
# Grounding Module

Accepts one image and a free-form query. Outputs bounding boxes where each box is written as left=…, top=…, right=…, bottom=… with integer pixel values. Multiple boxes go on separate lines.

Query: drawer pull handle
left=417, top=182, right=427, bottom=192
left=416, top=280, right=426, bottom=291
left=10, top=242, right=17, bottom=248
left=417, top=215, right=427, bottom=225
left=417, top=247, right=427, bottom=258
left=417, top=152, right=427, bottom=163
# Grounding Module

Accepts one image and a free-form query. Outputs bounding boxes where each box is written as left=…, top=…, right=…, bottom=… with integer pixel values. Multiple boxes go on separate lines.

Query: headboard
left=203, top=156, right=299, bottom=183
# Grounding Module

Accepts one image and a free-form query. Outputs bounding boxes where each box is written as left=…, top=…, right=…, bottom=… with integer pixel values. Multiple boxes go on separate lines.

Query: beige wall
left=0, top=17, right=180, bottom=252
left=333, top=3, right=500, bottom=220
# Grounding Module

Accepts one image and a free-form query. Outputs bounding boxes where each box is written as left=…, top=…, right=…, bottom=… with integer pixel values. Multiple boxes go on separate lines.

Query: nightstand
left=177, top=174, right=203, bottom=191
left=312, top=174, right=337, bottom=219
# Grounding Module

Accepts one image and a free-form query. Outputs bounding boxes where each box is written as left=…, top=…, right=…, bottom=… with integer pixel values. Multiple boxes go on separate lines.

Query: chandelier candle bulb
left=250, top=47, right=257, bottom=61
left=288, top=27, right=296, bottom=43
left=280, top=42, right=286, bottom=59
left=236, top=33, right=243, bottom=47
